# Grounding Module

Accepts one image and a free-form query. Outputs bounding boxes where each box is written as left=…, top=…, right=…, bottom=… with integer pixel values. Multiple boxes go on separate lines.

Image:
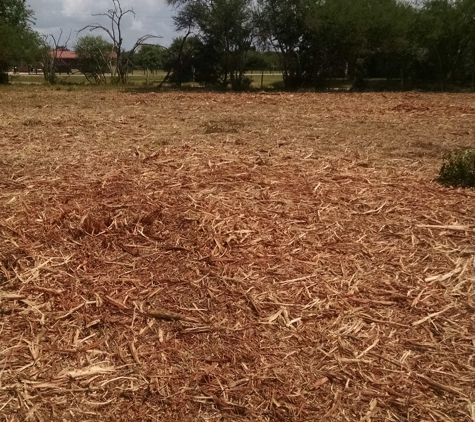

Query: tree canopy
left=75, top=35, right=114, bottom=84
left=167, top=0, right=256, bottom=89
left=136, top=44, right=164, bottom=73
left=0, top=0, right=42, bottom=80
left=165, top=0, right=473, bottom=90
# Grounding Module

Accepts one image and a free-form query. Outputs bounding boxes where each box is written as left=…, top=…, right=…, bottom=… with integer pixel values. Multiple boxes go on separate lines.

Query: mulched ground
left=1, top=88, right=474, bottom=421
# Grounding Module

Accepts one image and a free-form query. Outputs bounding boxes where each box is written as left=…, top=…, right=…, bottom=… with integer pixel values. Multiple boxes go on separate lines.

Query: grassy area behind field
left=8, top=71, right=351, bottom=91
left=8, top=71, right=169, bottom=86
left=9, top=71, right=450, bottom=92
left=8, top=71, right=286, bottom=89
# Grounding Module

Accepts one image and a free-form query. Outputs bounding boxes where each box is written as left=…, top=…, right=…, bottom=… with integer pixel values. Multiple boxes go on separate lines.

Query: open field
left=1, top=88, right=474, bottom=421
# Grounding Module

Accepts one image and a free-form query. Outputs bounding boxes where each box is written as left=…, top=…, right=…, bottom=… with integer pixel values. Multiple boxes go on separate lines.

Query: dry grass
left=1, top=88, right=474, bottom=421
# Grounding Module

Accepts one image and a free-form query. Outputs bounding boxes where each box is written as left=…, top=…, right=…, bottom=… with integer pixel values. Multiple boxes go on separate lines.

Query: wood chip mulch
left=1, top=89, right=474, bottom=421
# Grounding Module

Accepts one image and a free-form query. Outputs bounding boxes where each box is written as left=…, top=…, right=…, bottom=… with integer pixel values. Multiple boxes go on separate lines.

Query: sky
left=29, top=0, right=181, bottom=49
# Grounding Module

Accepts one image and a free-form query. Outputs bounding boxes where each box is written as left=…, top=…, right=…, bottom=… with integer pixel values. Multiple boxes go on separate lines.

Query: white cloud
left=61, top=0, right=110, bottom=20
left=60, top=0, right=165, bottom=19
left=131, top=19, right=144, bottom=32
left=31, top=0, right=178, bottom=48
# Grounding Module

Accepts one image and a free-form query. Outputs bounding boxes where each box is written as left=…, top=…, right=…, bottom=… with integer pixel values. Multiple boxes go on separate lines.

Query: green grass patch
left=9, top=71, right=168, bottom=86
left=247, top=73, right=284, bottom=89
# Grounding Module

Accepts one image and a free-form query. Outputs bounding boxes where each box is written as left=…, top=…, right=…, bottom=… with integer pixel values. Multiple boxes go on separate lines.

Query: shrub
left=231, top=76, right=253, bottom=91
left=1, top=72, right=9, bottom=84
left=438, top=148, right=475, bottom=188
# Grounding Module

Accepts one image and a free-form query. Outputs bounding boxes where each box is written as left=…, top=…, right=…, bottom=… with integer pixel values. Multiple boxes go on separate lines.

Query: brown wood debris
left=1, top=89, right=474, bottom=421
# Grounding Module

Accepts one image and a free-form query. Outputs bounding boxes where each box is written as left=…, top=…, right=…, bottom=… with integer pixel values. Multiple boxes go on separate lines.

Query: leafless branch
left=41, top=29, right=73, bottom=83
left=77, top=0, right=161, bottom=83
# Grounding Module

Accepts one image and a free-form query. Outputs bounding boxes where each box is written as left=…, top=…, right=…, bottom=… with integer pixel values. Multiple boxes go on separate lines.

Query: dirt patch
left=1, top=89, right=474, bottom=421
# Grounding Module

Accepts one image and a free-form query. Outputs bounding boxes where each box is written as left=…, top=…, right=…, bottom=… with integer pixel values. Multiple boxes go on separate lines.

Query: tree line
left=1, top=0, right=473, bottom=90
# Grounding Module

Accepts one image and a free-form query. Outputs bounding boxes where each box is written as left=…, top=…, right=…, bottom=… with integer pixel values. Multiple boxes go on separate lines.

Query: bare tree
left=78, top=0, right=160, bottom=84
left=41, top=29, right=72, bottom=84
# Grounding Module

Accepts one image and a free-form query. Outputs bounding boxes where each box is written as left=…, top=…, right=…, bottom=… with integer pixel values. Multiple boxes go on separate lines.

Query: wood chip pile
left=1, top=89, right=474, bottom=421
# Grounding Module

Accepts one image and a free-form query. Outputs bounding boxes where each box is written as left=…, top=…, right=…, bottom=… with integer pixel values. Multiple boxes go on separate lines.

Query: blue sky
left=29, top=0, right=181, bottom=49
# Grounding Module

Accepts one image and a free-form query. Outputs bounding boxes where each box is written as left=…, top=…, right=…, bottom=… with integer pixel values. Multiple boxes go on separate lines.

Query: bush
left=231, top=76, right=253, bottom=91
left=438, top=148, right=475, bottom=188
left=0, top=72, right=9, bottom=84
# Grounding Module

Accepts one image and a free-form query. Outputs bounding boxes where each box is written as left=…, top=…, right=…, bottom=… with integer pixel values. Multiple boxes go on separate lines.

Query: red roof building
left=48, top=47, right=117, bottom=75
left=52, top=48, right=78, bottom=60
left=50, top=48, right=78, bottom=73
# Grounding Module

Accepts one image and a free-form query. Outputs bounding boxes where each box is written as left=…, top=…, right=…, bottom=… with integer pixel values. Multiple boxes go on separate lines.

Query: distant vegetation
left=2, top=0, right=473, bottom=91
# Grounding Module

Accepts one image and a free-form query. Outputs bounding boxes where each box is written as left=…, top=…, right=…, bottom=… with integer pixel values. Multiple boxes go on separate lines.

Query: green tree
left=256, top=0, right=414, bottom=90
left=162, top=36, right=199, bottom=86
left=135, top=44, right=164, bottom=80
left=75, top=35, right=113, bottom=84
left=168, top=0, right=255, bottom=90
left=411, top=0, right=474, bottom=89
left=134, top=44, right=165, bottom=85
left=246, top=49, right=270, bottom=71
left=0, top=0, right=42, bottom=82
left=255, top=0, right=310, bottom=89
left=161, top=35, right=219, bottom=86
left=315, top=0, right=413, bottom=89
